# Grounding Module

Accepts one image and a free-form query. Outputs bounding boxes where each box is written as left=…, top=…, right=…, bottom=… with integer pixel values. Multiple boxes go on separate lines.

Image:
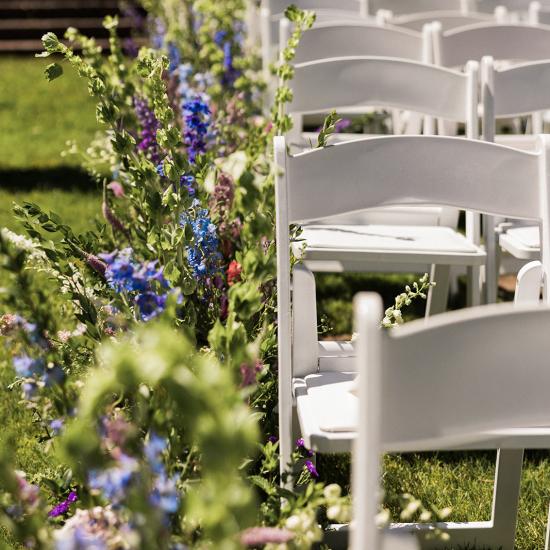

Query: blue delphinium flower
left=100, top=249, right=168, bottom=294
left=180, top=206, right=221, bottom=278
left=180, top=174, right=196, bottom=196
left=134, top=292, right=168, bottom=322
left=150, top=472, right=180, bottom=514
left=99, top=249, right=172, bottom=322
left=182, top=96, right=212, bottom=163
left=144, top=433, right=180, bottom=514
left=144, top=433, right=167, bottom=474
left=23, top=382, right=38, bottom=400
left=167, top=42, right=181, bottom=74
left=152, top=17, right=166, bottom=50
left=50, top=418, right=64, bottom=435
left=89, top=454, right=138, bottom=504
left=13, top=354, right=44, bottom=378
left=213, top=26, right=243, bottom=88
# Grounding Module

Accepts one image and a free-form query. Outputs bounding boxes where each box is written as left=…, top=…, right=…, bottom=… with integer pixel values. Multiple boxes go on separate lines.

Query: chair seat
left=500, top=225, right=540, bottom=260
left=293, top=368, right=550, bottom=454
left=296, top=224, right=485, bottom=269
left=294, top=371, right=358, bottom=453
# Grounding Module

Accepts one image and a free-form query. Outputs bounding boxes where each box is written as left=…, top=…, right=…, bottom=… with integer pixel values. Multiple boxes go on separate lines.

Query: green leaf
left=44, top=63, right=63, bottom=82
left=249, top=475, right=277, bottom=496
left=317, top=110, right=340, bottom=148
left=42, top=32, right=61, bottom=53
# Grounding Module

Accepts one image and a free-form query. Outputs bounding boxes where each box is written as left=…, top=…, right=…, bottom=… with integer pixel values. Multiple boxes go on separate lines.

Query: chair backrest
left=288, top=57, right=478, bottom=130
left=350, top=293, right=550, bottom=550
left=262, top=0, right=364, bottom=14
left=291, top=21, right=428, bottom=64
left=475, top=0, right=550, bottom=12
left=433, top=21, right=550, bottom=66
left=369, top=0, right=472, bottom=14
left=481, top=56, right=550, bottom=138
left=387, top=9, right=495, bottom=30
left=260, top=0, right=368, bottom=74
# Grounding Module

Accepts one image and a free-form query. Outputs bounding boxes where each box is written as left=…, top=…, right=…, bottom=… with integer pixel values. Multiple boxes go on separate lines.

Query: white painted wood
left=369, top=0, right=472, bottom=15
left=515, top=260, right=544, bottom=302
left=293, top=21, right=425, bottom=65
left=260, top=0, right=370, bottom=76
left=292, top=264, right=318, bottom=378
left=426, top=264, right=451, bottom=315
left=274, top=135, right=293, bottom=482
left=388, top=10, right=493, bottom=31
left=286, top=136, right=540, bottom=223
left=434, top=22, right=550, bottom=67
left=351, top=296, right=550, bottom=550
left=350, top=293, right=383, bottom=550
left=289, top=57, right=474, bottom=121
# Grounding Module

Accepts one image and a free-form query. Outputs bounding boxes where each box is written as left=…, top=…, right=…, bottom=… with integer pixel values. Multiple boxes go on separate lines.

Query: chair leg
left=490, top=448, right=523, bottom=550
left=484, top=214, right=499, bottom=304
left=545, top=501, right=550, bottom=550
left=426, top=264, right=450, bottom=316
left=466, top=265, right=481, bottom=307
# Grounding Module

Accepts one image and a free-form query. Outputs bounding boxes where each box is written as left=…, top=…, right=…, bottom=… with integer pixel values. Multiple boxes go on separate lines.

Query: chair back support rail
left=290, top=21, right=429, bottom=65
left=368, top=0, right=473, bottom=15
left=275, top=134, right=550, bottom=476
left=262, top=0, right=366, bottom=15
left=350, top=294, right=550, bottom=549
left=433, top=22, right=550, bottom=67
left=289, top=56, right=478, bottom=125
left=386, top=9, right=495, bottom=31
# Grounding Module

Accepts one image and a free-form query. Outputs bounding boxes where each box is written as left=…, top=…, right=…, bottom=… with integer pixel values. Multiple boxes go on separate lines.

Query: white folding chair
left=287, top=56, right=481, bottom=314
left=432, top=21, right=550, bottom=302
left=260, top=0, right=369, bottom=79
left=480, top=57, right=550, bottom=303
left=275, top=134, right=550, bottom=547
left=350, top=293, right=550, bottom=550
left=282, top=20, right=431, bottom=134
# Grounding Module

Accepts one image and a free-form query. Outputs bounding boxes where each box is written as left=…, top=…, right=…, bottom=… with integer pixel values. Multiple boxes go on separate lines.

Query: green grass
left=0, top=188, right=100, bottom=235
left=0, top=56, right=97, bottom=170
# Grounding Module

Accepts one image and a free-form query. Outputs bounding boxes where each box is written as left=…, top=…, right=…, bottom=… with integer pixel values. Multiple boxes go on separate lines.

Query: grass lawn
left=1, top=56, right=550, bottom=550
left=0, top=56, right=97, bottom=170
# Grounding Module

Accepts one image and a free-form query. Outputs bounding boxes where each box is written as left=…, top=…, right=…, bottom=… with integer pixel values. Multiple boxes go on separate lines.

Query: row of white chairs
left=276, top=133, right=550, bottom=549
left=259, top=0, right=550, bottom=70
left=265, top=5, right=550, bottom=549
left=285, top=20, right=550, bottom=311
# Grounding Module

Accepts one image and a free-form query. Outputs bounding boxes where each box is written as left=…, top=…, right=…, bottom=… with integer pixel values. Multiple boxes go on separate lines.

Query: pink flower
left=108, top=181, right=125, bottom=198
left=240, top=526, right=294, bottom=546
left=240, top=360, right=263, bottom=387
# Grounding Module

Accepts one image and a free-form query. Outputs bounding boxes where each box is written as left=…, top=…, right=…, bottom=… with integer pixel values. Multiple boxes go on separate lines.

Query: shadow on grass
left=0, top=167, right=100, bottom=192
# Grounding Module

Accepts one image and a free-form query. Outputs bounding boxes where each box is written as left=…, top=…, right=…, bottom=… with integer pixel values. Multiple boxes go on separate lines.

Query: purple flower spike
left=48, top=490, right=77, bottom=517
left=305, top=460, right=319, bottom=479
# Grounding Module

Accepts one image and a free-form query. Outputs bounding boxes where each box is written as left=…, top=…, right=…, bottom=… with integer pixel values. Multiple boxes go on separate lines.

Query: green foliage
left=316, top=111, right=340, bottom=148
